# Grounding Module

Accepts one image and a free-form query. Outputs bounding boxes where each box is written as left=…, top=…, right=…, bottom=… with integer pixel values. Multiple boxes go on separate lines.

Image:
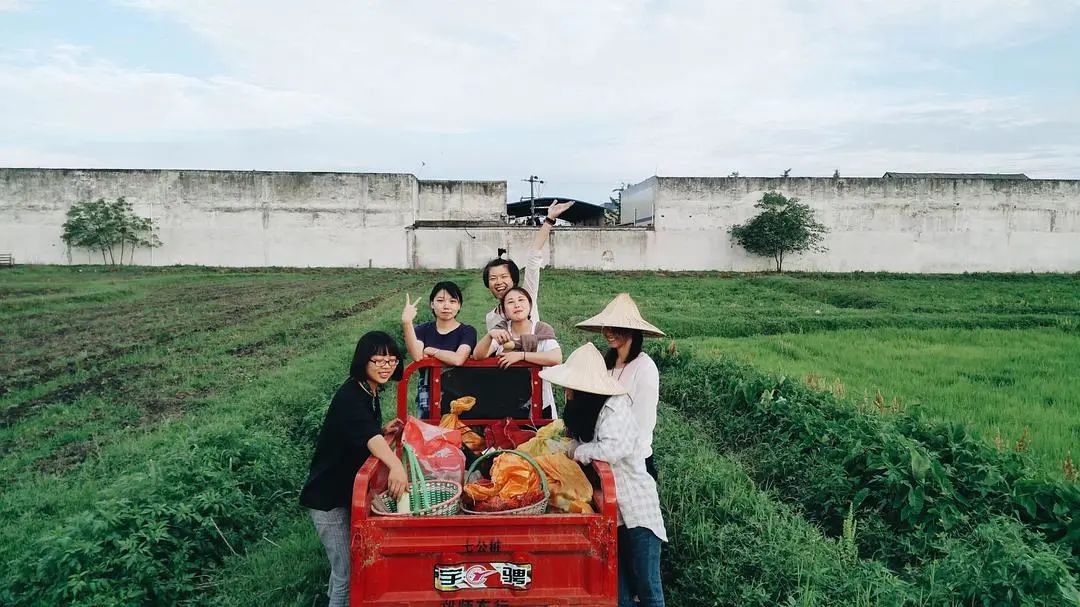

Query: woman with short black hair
left=401, top=281, right=478, bottom=418
left=300, top=331, right=408, bottom=607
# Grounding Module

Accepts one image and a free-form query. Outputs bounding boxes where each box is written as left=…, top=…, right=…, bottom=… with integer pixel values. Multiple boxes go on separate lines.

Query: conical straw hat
left=539, top=343, right=628, bottom=396
left=575, top=293, right=665, bottom=337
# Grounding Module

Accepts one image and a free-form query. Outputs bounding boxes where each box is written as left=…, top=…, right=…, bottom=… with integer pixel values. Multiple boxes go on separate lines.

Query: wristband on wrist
left=544, top=216, right=556, bottom=226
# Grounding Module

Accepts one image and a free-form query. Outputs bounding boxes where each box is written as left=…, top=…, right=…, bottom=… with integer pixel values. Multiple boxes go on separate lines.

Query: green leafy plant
left=729, top=191, right=828, bottom=272
left=61, top=197, right=161, bottom=266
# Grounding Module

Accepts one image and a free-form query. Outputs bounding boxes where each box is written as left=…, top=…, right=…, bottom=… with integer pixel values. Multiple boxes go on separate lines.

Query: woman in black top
left=299, top=331, right=408, bottom=607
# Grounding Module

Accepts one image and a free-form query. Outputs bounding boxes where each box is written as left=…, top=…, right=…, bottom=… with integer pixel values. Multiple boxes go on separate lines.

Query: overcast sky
left=2, top=0, right=1079, bottom=203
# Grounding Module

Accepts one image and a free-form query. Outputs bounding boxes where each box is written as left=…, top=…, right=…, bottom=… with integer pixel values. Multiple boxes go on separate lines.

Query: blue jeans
left=617, top=526, right=665, bottom=607
left=310, top=507, right=350, bottom=607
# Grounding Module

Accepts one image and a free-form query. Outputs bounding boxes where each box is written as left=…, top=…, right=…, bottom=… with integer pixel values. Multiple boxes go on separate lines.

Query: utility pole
left=523, top=175, right=544, bottom=222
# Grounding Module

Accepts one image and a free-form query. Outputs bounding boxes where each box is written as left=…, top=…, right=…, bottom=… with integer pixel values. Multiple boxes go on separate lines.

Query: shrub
left=728, top=192, right=828, bottom=272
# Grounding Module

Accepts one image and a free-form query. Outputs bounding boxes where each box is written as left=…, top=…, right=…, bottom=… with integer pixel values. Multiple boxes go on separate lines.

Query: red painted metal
left=351, top=360, right=619, bottom=606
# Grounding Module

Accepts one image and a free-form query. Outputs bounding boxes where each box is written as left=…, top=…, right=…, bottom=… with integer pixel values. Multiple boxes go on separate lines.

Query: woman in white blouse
left=576, top=293, right=665, bottom=481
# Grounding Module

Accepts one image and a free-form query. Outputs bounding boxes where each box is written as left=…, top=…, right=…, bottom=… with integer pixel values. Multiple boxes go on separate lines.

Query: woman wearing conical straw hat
left=540, top=343, right=667, bottom=607
left=544, top=345, right=660, bottom=604
left=576, top=293, right=664, bottom=482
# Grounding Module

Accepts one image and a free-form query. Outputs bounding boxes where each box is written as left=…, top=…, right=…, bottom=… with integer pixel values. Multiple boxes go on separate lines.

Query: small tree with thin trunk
left=728, top=191, right=828, bottom=272
left=61, top=197, right=161, bottom=266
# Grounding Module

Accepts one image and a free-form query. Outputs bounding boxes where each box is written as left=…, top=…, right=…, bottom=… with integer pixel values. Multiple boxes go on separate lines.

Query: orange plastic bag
left=439, top=396, right=486, bottom=454
left=536, top=453, right=595, bottom=513
left=463, top=479, right=500, bottom=502
left=489, top=452, right=542, bottom=500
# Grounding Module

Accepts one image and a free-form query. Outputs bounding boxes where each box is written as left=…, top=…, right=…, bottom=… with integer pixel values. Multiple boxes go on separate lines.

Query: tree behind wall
left=61, top=197, right=162, bottom=266
left=728, top=191, right=828, bottom=272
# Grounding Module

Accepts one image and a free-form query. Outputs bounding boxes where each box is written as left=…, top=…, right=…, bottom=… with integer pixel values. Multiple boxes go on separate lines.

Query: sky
left=2, top=0, right=1079, bottom=204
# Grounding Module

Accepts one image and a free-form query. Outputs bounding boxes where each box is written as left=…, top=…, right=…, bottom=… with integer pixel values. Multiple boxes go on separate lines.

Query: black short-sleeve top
left=299, top=379, right=383, bottom=511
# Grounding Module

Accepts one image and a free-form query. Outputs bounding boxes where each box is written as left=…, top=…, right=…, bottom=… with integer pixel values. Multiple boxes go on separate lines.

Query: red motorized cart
left=350, top=359, right=619, bottom=606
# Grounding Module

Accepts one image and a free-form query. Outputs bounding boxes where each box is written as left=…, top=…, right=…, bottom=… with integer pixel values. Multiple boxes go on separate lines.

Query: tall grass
left=684, top=328, right=1080, bottom=475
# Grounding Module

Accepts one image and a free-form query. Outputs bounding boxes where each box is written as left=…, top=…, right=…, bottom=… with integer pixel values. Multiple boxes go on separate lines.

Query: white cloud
left=0, top=47, right=341, bottom=137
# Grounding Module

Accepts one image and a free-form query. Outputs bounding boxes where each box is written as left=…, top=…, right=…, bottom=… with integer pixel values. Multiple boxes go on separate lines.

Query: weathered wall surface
left=409, top=226, right=653, bottom=271
left=0, top=169, right=502, bottom=267
left=649, top=177, right=1080, bottom=272
left=417, top=180, right=506, bottom=222
left=1, top=169, right=1077, bottom=272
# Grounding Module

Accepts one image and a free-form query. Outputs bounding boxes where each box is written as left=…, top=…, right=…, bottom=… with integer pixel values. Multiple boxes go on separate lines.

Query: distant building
left=505, top=197, right=607, bottom=226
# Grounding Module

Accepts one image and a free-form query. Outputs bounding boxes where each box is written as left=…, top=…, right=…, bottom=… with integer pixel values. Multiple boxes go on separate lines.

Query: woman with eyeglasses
left=299, top=331, right=408, bottom=607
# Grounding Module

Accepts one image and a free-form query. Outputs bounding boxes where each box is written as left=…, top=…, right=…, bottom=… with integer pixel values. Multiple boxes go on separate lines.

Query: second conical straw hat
left=575, top=293, right=665, bottom=337
left=538, top=342, right=628, bottom=396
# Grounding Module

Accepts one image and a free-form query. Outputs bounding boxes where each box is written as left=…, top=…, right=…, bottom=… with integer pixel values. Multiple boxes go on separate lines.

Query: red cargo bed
left=349, top=359, right=618, bottom=606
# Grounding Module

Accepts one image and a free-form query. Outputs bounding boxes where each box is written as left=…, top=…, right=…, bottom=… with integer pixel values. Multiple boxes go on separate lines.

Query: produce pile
left=460, top=421, right=594, bottom=514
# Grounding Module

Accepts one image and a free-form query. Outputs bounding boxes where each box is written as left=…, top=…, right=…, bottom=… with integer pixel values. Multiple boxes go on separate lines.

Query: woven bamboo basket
left=371, top=444, right=462, bottom=517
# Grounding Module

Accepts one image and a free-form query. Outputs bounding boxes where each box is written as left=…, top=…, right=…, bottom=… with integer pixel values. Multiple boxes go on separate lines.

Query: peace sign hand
left=401, top=293, right=419, bottom=324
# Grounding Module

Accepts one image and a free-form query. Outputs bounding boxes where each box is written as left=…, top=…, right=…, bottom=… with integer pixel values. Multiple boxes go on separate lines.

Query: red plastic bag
left=484, top=418, right=537, bottom=451
left=403, top=415, right=465, bottom=484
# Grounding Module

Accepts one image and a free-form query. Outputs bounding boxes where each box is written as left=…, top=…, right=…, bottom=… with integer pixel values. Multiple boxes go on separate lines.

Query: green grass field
left=688, top=327, right=1079, bottom=474
left=1, top=266, right=1077, bottom=606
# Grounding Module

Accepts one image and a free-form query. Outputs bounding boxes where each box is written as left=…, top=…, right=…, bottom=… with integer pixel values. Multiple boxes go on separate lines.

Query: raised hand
left=547, top=200, right=575, bottom=220
left=401, top=293, right=419, bottom=324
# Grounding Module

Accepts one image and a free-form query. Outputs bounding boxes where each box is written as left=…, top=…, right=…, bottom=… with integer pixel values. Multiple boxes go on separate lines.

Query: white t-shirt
left=493, top=321, right=559, bottom=418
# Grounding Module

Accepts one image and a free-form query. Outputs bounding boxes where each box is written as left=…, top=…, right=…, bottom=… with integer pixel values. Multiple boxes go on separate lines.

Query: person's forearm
left=529, top=220, right=554, bottom=252
left=523, top=349, right=561, bottom=366
left=473, top=335, right=494, bottom=359
left=574, top=431, right=633, bottom=464
left=430, top=348, right=469, bottom=366
left=402, top=322, right=424, bottom=361
left=367, top=434, right=403, bottom=471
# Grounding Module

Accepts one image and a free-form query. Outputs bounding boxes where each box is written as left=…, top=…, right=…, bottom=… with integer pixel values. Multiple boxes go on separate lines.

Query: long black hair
left=604, top=329, right=644, bottom=370
left=349, top=330, right=404, bottom=382
left=563, top=389, right=609, bottom=443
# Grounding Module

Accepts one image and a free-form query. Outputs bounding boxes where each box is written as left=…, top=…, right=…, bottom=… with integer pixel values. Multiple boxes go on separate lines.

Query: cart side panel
left=350, top=458, right=619, bottom=606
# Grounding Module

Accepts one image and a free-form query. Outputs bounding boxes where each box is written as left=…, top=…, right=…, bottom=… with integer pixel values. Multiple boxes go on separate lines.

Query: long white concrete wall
left=1, top=169, right=1077, bottom=272
left=650, top=177, right=1080, bottom=272
left=0, top=169, right=504, bottom=267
